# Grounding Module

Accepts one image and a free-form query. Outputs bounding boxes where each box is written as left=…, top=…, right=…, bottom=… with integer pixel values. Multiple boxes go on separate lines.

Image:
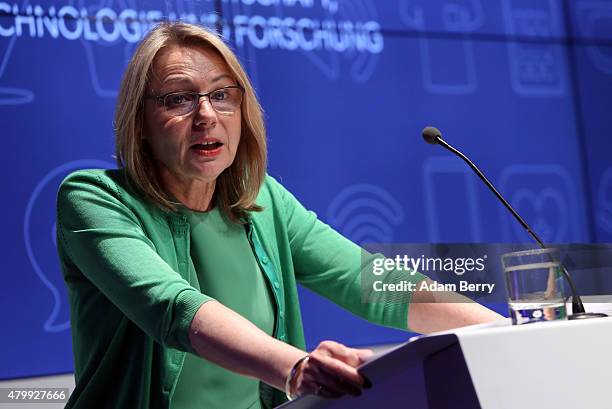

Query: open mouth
left=190, top=141, right=224, bottom=151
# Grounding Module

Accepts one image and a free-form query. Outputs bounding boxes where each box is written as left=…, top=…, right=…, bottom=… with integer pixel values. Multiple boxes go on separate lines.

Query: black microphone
left=421, top=126, right=606, bottom=320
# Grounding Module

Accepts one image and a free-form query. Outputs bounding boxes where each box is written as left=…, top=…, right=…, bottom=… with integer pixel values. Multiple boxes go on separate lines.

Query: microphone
left=421, top=126, right=606, bottom=320
left=422, top=126, right=441, bottom=145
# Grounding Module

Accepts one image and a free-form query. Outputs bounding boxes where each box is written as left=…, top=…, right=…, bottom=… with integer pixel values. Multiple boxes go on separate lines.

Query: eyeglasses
left=146, top=85, right=245, bottom=116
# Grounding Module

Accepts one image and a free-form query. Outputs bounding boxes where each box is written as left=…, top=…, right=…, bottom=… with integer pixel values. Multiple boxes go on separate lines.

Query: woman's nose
left=193, top=97, right=218, bottom=127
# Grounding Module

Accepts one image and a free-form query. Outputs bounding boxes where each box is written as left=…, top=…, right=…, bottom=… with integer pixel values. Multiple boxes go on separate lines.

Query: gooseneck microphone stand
left=422, top=126, right=607, bottom=320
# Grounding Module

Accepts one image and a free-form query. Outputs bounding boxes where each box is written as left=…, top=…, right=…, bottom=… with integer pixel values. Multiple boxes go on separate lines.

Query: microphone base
left=568, top=312, right=608, bottom=320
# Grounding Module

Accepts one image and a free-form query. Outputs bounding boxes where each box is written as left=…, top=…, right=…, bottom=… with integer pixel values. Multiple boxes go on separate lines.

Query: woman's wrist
left=284, top=354, right=310, bottom=400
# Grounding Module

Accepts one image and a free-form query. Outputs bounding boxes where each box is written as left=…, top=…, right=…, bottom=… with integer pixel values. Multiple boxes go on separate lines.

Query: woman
left=56, top=21, right=501, bottom=409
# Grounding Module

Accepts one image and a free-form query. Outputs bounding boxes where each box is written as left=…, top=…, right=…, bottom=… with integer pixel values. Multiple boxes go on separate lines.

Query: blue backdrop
left=2, top=0, right=611, bottom=379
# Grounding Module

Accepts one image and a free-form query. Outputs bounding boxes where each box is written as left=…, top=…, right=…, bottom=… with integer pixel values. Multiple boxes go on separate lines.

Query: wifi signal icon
left=326, top=184, right=404, bottom=244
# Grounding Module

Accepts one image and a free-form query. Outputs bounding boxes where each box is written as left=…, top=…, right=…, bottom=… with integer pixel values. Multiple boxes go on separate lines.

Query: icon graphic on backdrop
left=502, top=0, right=565, bottom=97
left=575, top=2, right=612, bottom=74
left=498, top=165, right=583, bottom=243
left=72, top=0, right=138, bottom=98
left=24, top=159, right=115, bottom=333
left=597, top=167, right=612, bottom=236
left=326, top=184, right=404, bottom=245
left=337, top=0, right=381, bottom=83
left=399, top=0, right=483, bottom=94
left=119, top=0, right=221, bottom=71
left=423, top=156, right=483, bottom=241
left=0, top=0, right=35, bottom=105
left=510, top=187, right=567, bottom=240
left=71, top=0, right=217, bottom=97
left=226, top=0, right=260, bottom=88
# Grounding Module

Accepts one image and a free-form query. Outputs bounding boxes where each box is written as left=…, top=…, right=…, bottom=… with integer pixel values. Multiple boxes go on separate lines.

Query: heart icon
left=510, top=187, right=568, bottom=242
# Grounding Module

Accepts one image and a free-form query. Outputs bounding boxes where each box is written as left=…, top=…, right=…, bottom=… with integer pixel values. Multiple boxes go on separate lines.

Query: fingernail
left=363, top=378, right=372, bottom=389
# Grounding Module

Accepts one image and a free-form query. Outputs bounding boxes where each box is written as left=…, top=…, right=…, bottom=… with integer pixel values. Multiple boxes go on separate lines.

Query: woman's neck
left=158, top=167, right=216, bottom=212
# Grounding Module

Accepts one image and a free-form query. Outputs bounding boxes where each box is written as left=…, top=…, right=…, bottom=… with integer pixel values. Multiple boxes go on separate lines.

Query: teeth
left=203, top=141, right=216, bottom=145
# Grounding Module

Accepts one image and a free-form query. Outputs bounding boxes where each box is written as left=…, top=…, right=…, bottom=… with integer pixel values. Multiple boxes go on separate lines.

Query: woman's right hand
left=289, top=340, right=373, bottom=399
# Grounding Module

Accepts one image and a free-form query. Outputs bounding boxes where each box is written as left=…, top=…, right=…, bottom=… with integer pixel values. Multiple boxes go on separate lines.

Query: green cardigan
left=56, top=169, right=420, bottom=409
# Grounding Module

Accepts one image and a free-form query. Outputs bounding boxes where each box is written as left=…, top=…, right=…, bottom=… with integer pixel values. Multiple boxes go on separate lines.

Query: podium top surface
left=279, top=316, right=612, bottom=409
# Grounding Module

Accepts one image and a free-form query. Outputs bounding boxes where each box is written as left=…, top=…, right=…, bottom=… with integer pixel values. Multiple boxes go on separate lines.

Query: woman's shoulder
left=58, top=168, right=148, bottom=210
left=57, top=168, right=167, bottom=230
left=252, top=174, right=309, bottom=225
left=60, top=168, right=134, bottom=195
left=61, top=167, right=122, bottom=184
left=256, top=174, right=297, bottom=210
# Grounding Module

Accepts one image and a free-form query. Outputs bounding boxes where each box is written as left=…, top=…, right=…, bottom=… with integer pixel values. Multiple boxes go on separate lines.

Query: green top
left=172, top=207, right=275, bottom=409
left=56, top=169, right=425, bottom=409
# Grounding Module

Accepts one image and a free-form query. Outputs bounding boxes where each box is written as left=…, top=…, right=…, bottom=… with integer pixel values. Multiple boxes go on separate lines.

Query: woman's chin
left=187, top=162, right=230, bottom=183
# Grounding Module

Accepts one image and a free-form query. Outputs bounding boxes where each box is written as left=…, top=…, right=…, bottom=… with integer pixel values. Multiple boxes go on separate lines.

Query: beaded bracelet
left=284, top=355, right=310, bottom=400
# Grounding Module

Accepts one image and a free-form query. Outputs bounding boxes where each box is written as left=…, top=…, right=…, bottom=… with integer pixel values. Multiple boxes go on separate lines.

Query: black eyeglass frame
left=145, top=85, right=245, bottom=115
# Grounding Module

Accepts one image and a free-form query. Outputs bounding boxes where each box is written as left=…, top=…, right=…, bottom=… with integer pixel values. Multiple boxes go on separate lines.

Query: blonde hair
left=114, top=21, right=266, bottom=222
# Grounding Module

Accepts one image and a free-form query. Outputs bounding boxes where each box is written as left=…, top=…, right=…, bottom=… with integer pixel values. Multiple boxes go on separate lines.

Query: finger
left=353, top=348, right=374, bottom=364
left=333, top=347, right=374, bottom=388
left=316, top=384, right=344, bottom=399
left=317, top=366, right=363, bottom=396
left=318, top=341, right=366, bottom=368
left=294, top=364, right=336, bottom=398
left=299, top=364, right=361, bottom=397
left=307, top=352, right=365, bottom=390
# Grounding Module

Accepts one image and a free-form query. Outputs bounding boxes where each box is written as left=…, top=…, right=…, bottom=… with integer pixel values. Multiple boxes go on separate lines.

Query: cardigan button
left=262, top=256, right=269, bottom=264
left=274, top=281, right=280, bottom=289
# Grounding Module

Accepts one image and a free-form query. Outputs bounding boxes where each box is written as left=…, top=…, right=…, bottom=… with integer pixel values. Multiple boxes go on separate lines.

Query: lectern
left=278, top=317, right=612, bottom=409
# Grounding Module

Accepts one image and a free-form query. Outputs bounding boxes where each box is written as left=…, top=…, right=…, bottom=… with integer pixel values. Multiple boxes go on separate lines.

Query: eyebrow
left=211, top=74, right=235, bottom=83
left=160, top=74, right=235, bottom=87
